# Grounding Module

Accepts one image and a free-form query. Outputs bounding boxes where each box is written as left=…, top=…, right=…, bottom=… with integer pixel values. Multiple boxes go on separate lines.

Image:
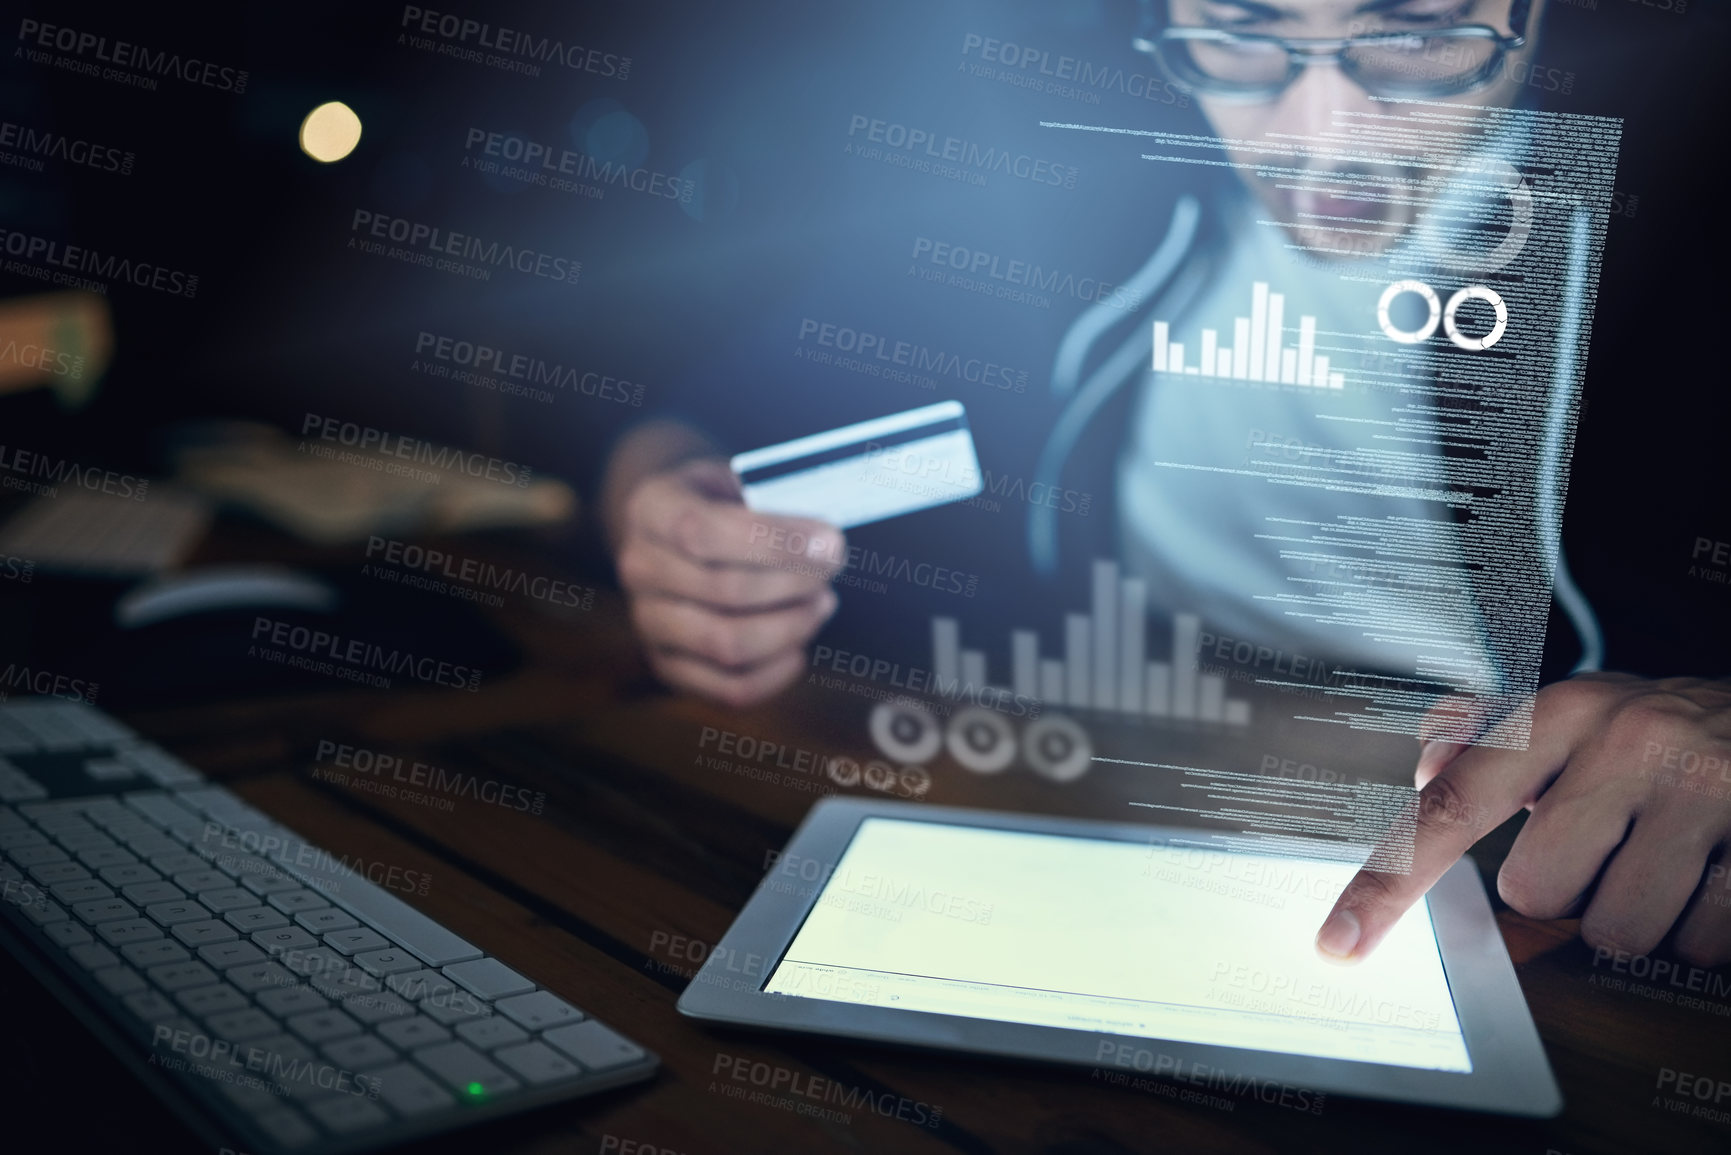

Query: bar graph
left=933, top=561, right=1251, bottom=727
left=1152, top=281, right=1343, bottom=390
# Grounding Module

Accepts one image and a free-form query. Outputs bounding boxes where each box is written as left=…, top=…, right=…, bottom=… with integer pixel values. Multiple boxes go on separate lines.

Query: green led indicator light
left=467, top=1082, right=485, bottom=1097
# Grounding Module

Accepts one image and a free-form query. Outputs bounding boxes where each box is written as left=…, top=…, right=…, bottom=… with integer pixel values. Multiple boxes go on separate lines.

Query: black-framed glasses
left=1134, top=0, right=1532, bottom=101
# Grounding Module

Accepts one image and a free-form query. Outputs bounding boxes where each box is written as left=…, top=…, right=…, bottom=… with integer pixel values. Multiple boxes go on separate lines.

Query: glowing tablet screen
left=764, top=818, right=1470, bottom=1072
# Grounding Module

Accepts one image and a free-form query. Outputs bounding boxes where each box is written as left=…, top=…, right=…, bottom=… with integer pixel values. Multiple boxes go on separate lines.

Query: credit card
left=730, top=401, right=984, bottom=529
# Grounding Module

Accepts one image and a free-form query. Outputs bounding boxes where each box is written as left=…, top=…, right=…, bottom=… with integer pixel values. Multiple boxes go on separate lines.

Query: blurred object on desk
left=167, top=420, right=577, bottom=544
left=0, top=488, right=211, bottom=576
left=0, top=291, right=114, bottom=409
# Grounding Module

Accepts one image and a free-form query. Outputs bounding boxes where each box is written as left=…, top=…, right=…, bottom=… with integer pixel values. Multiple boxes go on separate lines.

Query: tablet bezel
left=676, top=797, right=1563, bottom=1118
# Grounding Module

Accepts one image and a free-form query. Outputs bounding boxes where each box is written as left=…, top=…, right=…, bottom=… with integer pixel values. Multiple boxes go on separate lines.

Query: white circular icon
left=1442, top=284, right=1509, bottom=351
left=869, top=700, right=942, bottom=764
left=1377, top=280, right=1442, bottom=344
left=944, top=707, right=1017, bottom=774
left=1022, top=714, right=1093, bottom=783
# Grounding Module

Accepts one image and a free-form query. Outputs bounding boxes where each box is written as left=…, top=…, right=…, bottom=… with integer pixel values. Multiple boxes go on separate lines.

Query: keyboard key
left=50, top=879, right=114, bottom=905
left=228, top=961, right=297, bottom=994
left=284, top=945, right=349, bottom=981
left=227, top=906, right=289, bottom=933
left=412, top=1040, right=521, bottom=1098
left=144, top=900, right=207, bottom=926
left=286, top=1007, right=360, bottom=1043
left=52, top=825, right=108, bottom=850
left=322, top=1034, right=397, bottom=1069
left=455, top=1017, right=529, bottom=1051
left=148, top=961, right=218, bottom=991
left=276, top=861, right=479, bottom=967
left=207, top=1007, right=280, bottom=1043
left=247, top=1033, right=317, bottom=1063
left=496, top=991, right=584, bottom=1032
left=20, top=896, right=68, bottom=925
left=8, top=843, right=69, bottom=866
left=495, top=1041, right=583, bottom=1085
left=97, top=918, right=163, bottom=947
left=147, top=852, right=204, bottom=876
left=311, top=963, right=383, bottom=1003
left=177, top=983, right=250, bottom=1018
left=252, top=926, right=318, bottom=955
left=74, top=898, right=138, bottom=925
left=0, top=828, right=47, bottom=849
left=307, top=1096, right=390, bottom=1135
left=195, top=887, right=258, bottom=913
left=443, top=957, right=534, bottom=1000
left=252, top=1108, right=319, bottom=1151
left=376, top=1015, right=450, bottom=1051
left=324, top=927, right=389, bottom=956
left=368, top=1062, right=453, bottom=1116
left=76, top=847, right=137, bottom=870
left=268, top=888, right=328, bottom=914
left=241, top=872, right=302, bottom=896
left=384, top=969, right=446, bottom=1001
left=294, top=907, right=356, bottom=934
left=341, top=989, right=414, bottom=1025
left=257, top=986, right=329, bottom=1017
left=100, top=863, right=160, bottom=887
left=93, top=965, right=147, bottom=996
left=171, top=869, right=230, bottom=894
left=354, top=948, right=420, bottom=977
left=29, top=862, right=90, bottom=886
left=420, top=990, right=493, bottom=1026
left=122, top=991, right=179, bottom=1023
left=121, top=940, right=190, bottom=969
left=121, top=881, right=184, bottom=906
left=41, top=919, right=94, bottom=948
left=198, top=940, right=266, bottom=970
left=543, top=1021, right=647, bottom=1072
left=172, top=920, right=238, bottom=948
left=67, top=943, right=121, bottom=971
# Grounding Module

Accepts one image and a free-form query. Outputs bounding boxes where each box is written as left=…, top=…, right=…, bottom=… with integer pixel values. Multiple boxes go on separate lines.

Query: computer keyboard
left=0, top=697, right=657, bottom=1153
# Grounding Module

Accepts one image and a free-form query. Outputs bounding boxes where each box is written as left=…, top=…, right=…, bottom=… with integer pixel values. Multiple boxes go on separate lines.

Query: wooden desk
left=19, top=526, right=1729, bottom=1155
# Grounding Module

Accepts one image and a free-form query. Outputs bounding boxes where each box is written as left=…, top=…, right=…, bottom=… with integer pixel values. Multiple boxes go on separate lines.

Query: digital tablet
left=677, top=798, right=1562, bottom=1117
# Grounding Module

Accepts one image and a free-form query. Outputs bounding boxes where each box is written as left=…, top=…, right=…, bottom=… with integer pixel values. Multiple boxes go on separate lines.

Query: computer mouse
left=114, top=565, right=340, bottom=628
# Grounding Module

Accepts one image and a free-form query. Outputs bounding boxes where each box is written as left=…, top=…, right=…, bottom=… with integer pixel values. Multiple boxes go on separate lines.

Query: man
left=599, top=0, right=1730, bottom=969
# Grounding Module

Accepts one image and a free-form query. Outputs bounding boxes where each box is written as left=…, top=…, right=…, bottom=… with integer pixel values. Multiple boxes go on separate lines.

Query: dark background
left=2, top=0, right=1726, bottom=680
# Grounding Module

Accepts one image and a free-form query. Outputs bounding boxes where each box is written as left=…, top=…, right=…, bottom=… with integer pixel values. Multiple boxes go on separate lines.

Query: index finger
left=1314, top=703, right=1572, bottom=963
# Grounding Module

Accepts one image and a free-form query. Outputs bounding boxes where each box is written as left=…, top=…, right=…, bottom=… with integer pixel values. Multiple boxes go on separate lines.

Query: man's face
left=1167, top=0, right=1541, bottom=259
